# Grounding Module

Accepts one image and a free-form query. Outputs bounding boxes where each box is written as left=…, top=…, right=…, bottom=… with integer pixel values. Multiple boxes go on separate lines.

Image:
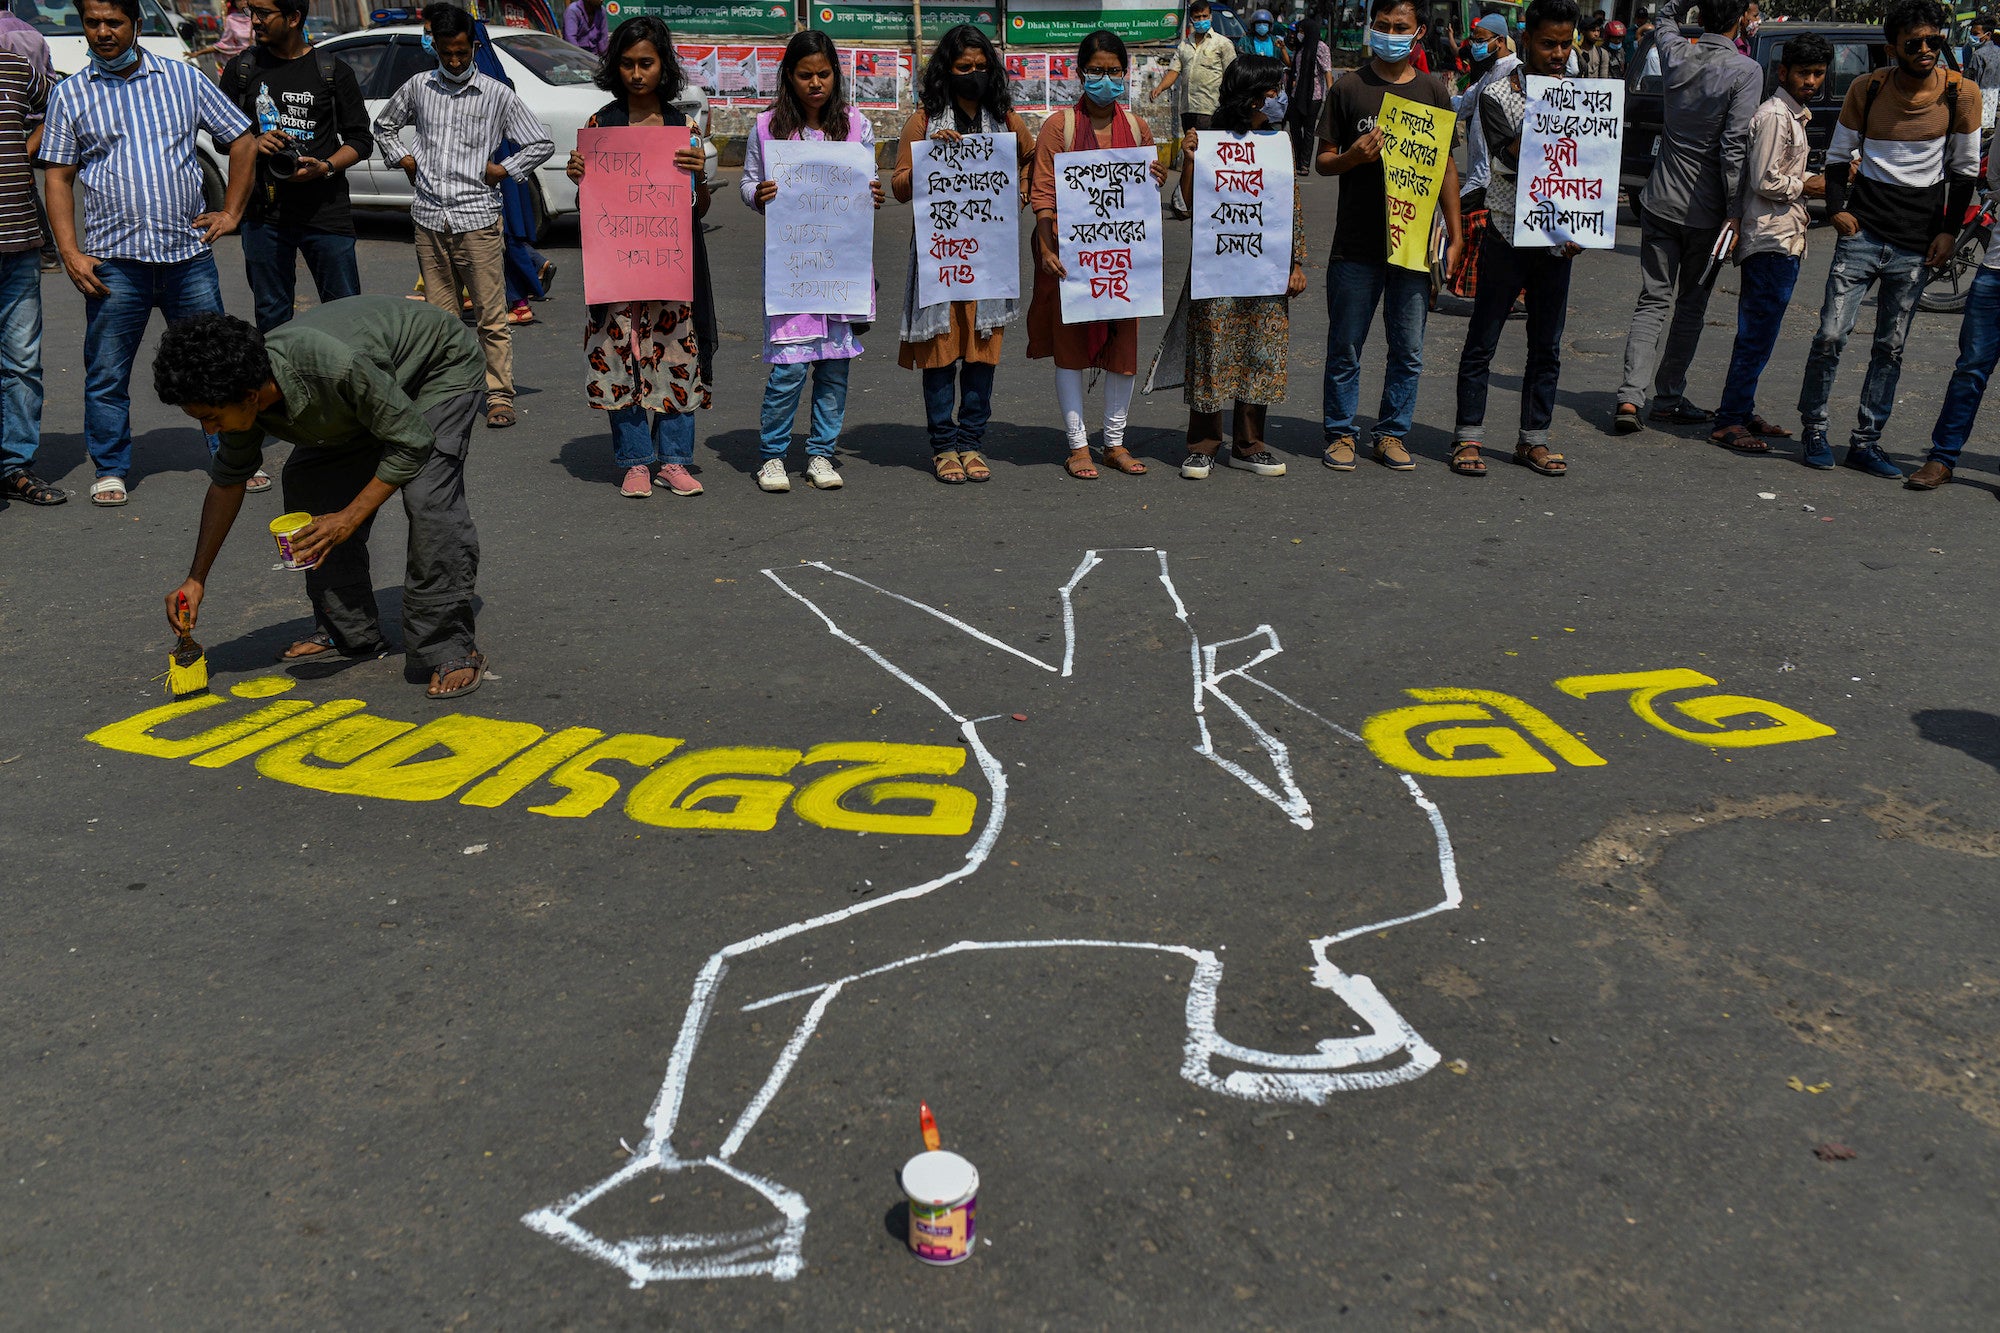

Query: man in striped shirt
left=39, top=0, right=256, bottom=507
left=374, top=4, right=552, bottom=430
left=1795, top=0, right=1981, bottom=478
left=0, top=42, right=54, bottom=505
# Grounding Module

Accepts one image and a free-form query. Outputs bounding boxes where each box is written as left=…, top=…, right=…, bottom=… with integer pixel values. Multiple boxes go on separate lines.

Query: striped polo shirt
left=38, top=49, right=251, bottom=264
left=0, top=46, right=44, bottom=254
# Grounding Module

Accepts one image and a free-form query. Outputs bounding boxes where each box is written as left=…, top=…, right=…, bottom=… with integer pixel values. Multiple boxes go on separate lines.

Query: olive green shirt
left=211, top=294, right=484, bottom=489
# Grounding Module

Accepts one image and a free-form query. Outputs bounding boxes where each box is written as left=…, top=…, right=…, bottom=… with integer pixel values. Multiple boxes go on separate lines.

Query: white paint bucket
left=900, top=1149, right=978, bottom=1265
left=269, top=512, right=315, bottom=570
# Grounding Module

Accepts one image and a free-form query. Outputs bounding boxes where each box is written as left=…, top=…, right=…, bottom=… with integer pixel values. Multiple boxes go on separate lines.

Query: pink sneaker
left=619, top=464, right=652, bottom=498
left=655, top=463, right=703, bottom=496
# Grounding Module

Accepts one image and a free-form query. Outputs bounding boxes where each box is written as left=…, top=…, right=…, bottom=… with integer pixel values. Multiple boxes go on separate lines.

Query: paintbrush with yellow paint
left=167, top=591, right=208, bottom=698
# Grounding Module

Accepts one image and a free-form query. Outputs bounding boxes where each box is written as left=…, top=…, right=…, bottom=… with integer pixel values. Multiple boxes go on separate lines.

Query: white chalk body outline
left=521, top=549, right=1462, bottom=1284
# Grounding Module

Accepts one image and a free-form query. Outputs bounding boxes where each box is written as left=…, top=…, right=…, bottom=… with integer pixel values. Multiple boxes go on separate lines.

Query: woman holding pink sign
left=567, top=18, right=717, bottom=500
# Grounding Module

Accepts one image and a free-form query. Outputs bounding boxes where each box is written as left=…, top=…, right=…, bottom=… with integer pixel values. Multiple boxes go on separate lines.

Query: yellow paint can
left=269, top=512, right=314, bottom=570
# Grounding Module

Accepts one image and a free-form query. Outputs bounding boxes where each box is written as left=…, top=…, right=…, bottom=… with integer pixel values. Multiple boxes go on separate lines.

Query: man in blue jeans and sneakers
left=40, top=0, right=257, bottom=507
left=1912, top=146, right=2000, bottom=490
left=1707, top=34, right=1829, bottom=456
left=1314, top=0, right=1461, bottom=472
left=1796, top=0, right=1980, bottom=478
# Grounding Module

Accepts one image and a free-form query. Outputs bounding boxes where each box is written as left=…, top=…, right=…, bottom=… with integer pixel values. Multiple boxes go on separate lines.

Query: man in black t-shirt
left=1314, top=0, right=1461, bottom=472
left=222, top=0, right=372, bottom=331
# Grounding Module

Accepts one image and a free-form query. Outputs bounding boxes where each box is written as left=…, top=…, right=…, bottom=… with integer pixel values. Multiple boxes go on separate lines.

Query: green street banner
left=806, top=1, right=1000, bottom=41
left=1006, top=0, right=1179, bottom=45
left=605, top=0, right=797, bottom=38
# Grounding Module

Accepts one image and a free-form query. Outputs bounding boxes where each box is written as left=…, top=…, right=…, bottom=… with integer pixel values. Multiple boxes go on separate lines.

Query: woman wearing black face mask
left=892, top=24, right=1034, bottom=484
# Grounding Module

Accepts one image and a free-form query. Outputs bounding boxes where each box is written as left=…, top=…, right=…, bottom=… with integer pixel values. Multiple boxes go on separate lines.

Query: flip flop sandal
left=1748, top=414, right=1793, bottom=438
left=4, top=471, right=66, bottom=505
left=1513, top=445, right=1568, bottom=476
left=244, top=470, right=273, bottom=493
left=1709, top=424, right=1771, bottom=454
left=427, top=651, right=486, bottom=701
left=277, top=631, right=388, bottom=663
left=933, top=450, right=967, bottom=484
left=1064, top=449, right=1099, bottom=480
left=959, top=449, right=991, bottom=482
left=1449, top=444, right=1487, bottom=477
left=1648, top=402, right=1713, bottom=425
left=1100, top=446, right=1148, bottom=475
left=1612, top=407, right=1644, bottom=435
left=89, top=477, right=127, bottom=507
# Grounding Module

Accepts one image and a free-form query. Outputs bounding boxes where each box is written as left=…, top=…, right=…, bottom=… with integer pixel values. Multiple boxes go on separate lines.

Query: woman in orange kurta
left=1025, top=30, right=1166, bottom=480
left=893, top=24, right=1034, bottom=484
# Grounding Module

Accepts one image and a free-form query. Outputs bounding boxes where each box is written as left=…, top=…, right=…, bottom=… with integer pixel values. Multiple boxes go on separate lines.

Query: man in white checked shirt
left=374, top=4, right=552, bottom=429
left=39, top=0, right=257, bottom=507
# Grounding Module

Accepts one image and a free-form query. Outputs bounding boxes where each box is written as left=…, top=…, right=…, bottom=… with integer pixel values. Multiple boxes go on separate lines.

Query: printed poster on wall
left=577, top=126, right=696, bottom=305
left=1377, top=92, right=1454, bottom=273
left=1054, top=146, right=1162, bottom=322
left=763, top=139, right=877, bottom=318
left=1007, top=0, right=1179, bottom=45
left=911, top=133, right=1021, bottom=308
left=1005, top=52, right=1050, bottom=109
left=1190, top=131, right=1292, bottom=300
left=607, top=0, right=795, bottom=39
left=845, top=47, right=908, bottom=110
left=1512, top=74, right=1623, bottom=249
left=808, top=0, right=998, bottom=39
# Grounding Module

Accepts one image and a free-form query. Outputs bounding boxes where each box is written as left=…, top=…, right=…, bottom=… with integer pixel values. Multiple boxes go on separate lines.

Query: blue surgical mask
left=1262, top=89, right=1288, bottom=122
left=1190, top=19, right=1210, bottom=34
left=1368, top=30, right=1417, bottom=61
left=1471, top=40, right=1490, bottom=59
left=1082, top=73, right=1126, bottom=105
left=421, top=32, right=434, bottom=54
left=89, top=42, right=140, bottom=75
left=1253, top=21, right=1270, bottom=35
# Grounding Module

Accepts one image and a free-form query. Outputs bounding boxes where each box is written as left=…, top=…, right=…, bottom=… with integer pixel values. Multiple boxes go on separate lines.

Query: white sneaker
left=1180, top=452, right=1214, bottom=479
left=1223, top=448, right=1287, bottom=477
left=804, top=456, right=843, bottom=489
left=756, top=459, right=790, bottom=492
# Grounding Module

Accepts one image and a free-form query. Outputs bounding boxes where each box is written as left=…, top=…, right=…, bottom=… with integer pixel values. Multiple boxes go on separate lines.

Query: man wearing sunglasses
left=1796, top=0, right=1981, bottom=478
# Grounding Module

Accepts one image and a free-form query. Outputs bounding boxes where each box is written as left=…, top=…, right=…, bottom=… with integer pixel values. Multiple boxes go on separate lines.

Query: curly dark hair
left=594, top=16, right=687, bottom=103
left=770, top=30, right=850, bottom=141
left=1780, top=31, right=1835, bottom=67
left=1884, top=0, right=1949, bottom=45
left=1214, top=53, right=1285, bottom=133
left=154, top=313, right=270, bottom=407
left=918, top=24, right=1012, bottom=122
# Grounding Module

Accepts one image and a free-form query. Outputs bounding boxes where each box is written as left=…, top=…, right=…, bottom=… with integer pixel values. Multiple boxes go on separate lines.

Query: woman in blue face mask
left=1151, top=54, right=1307, bottom=480
left=1025, top=29, right=1167, bottom=481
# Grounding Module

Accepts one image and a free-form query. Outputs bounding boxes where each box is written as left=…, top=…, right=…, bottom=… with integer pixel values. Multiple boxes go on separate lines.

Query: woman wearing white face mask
left=1026, top=29, right=1168, bottom=481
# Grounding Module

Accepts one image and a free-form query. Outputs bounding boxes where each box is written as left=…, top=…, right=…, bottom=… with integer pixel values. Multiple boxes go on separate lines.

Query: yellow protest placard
left=1377, top=93, right=1456, bottom=272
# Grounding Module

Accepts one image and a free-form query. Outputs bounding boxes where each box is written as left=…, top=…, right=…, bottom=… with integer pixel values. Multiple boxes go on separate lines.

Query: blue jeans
left=1796, top=227, right=1927, bottom=447
left=608, top=404, right=695, bottom=467
left=1714, top=251, right=1802, bottom=432
left=759, top=357, right=851, bottom=459
left=84, top=254, right=225, bottom=478
left=1322, top=258, right=1430, bottom=442
left=239, top=220, right=360, bottom=332
left=1927, top=266, right=2000, bottom=468
left=920, top=361, right=995, bottom=453
left=0, top=249, right=43, bottom=479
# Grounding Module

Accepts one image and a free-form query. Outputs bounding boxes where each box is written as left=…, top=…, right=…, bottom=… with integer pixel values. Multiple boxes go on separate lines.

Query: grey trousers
left=282, top=389, right=483, bottom=673
left=1617, top=213, right=1724, bottom=410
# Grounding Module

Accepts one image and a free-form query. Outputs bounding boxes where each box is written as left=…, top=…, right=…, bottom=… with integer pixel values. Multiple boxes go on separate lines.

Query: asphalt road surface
left=4, top=172, right=1998, bottom=1330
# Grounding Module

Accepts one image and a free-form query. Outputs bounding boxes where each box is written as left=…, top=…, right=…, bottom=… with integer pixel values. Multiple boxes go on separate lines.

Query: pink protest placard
left=578, top=125, right=695, bottom=306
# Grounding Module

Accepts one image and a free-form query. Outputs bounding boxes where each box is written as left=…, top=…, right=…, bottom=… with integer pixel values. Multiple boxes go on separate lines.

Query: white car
left=318, top=24, right=715, bottom=240
left=24, top=0, right=201, bottom=79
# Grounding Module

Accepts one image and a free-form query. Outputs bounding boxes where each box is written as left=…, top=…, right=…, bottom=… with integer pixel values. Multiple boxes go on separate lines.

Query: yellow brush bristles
left=167, top=641, right=208, bottom=698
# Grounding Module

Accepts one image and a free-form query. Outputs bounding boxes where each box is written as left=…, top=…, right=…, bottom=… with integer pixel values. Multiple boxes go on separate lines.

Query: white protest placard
left=763, top=139, right=876, bottom=317
left=1191, top=132, right=1293, bottom=300
left=1054, top=146, right=1164, bottom=322
left=1513, top=74, right=1624, bottom=249
left=911, top=133, right=1020, bottom=309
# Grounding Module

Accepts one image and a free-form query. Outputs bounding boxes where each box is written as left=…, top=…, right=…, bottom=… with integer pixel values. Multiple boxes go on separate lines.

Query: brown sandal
left=933, top=450, right=967, bottom=484
left=959, top=449, right=990, bottom=482
left=1709, top=424, right=1771, bottom=454
left=1513, top=443, right=1568, bottom=476
left=486, top=404, right=516, bottom=428
left=1450, top=443, right=1486, bottom=477
left=1064, top=448, right=1099, bottom=480
left=1100, top=445, right=1147, bottom=475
